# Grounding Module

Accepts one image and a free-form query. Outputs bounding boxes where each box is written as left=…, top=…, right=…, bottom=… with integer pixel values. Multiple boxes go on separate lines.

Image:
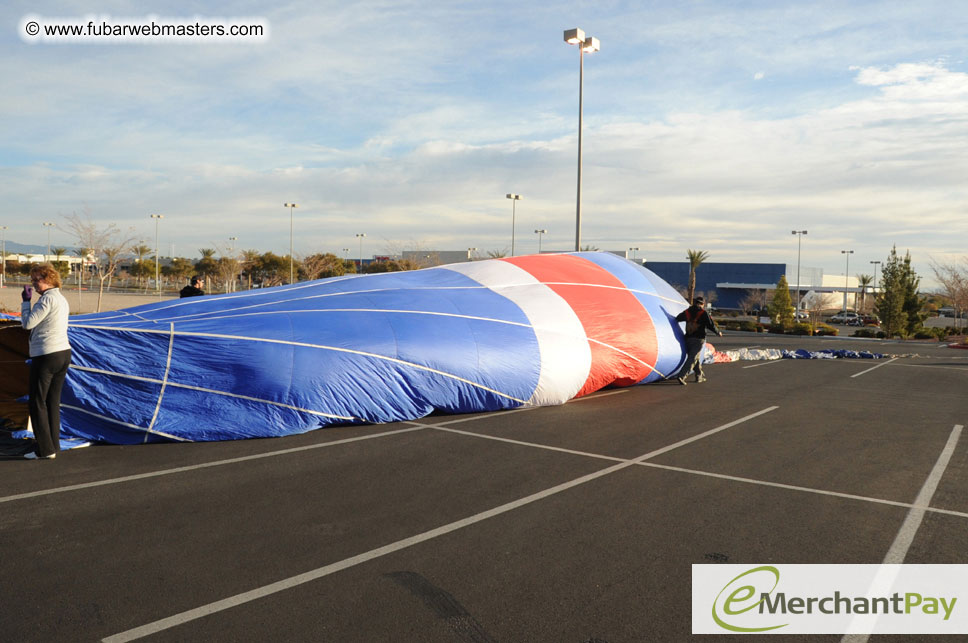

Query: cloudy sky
left=3, top=1, right=966, bottom=286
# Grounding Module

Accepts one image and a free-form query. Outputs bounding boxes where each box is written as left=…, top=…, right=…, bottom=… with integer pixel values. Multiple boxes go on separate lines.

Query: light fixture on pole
left=870, top=260, right=881, bottom=296
left=564, top=27, right=600, bottom=252
left=841, top=250, right=854, bottom=311
left=0, top=225, right=6, bottom=289
left=356, top=233, right=366, bottom=273
left=284, top=203, right=298, bottom=284
left=792, top=231, right=807, bottom=314
left=42, top=222, right=55, bottom=263
left=506, top=194, right=522, bottom=256
left=534, top=229, right=547, bottom=253
left=342, top=248, right=350, bottom=261
left=628, top=246, right=639, bottom=262
left=150, top=214, right=164, bottom=294
left=467, top=247, right=477, bottom=261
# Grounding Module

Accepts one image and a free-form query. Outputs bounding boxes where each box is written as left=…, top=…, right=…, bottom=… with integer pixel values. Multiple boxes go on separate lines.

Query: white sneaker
left=24, top=452, right=56, bottom=460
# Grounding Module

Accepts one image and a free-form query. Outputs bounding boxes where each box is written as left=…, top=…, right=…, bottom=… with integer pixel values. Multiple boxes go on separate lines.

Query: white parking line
left=840, top=424, right=962, bottom=643
left=101, top=406, right=778, bottom=642
left=0, top=425, right=428, bottom=505
left=850, top=357, right=898, bottom=378
left=1, top=389, right=627, bottom=505
left=891, top=363, right=968, bottom=372
left=742, top=360, right=784, bottom=369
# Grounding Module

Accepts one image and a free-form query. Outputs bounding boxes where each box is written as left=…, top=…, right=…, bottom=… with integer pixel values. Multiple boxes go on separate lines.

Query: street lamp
left=342, top=248, right=350, bottom=261
left=356, top=233, right=366, bottom=273
left=284, top=202, right=298, bottom=284
left=792, top=231, right=807, bottom=314
left=564, top=27, right=600, bottom=252
left=0, top=225, right=6, bottom=289
left=228, top=236, right=238, bottom=292
left=150, top=214, right=164, bottom=294
left=467, top=247, right=477, bottom=261
left=534, top=229, right=547, bottom=253
left=506, top=194, right=522, bottom=256
left=628, top=246, right=639, bottom=262
left=870, top=260, right=881, bottom=296
left=841, top=250, right=854, bottom=311
left=42, top=222, right=55, bottom=263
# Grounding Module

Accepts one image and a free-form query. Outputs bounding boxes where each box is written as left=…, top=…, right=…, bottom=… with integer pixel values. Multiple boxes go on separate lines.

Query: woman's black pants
left=29, top=349, right=71, bottom=457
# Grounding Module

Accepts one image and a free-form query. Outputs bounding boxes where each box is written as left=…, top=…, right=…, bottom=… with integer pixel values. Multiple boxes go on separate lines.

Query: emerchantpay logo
left=693, top=564, right=968, bottom=635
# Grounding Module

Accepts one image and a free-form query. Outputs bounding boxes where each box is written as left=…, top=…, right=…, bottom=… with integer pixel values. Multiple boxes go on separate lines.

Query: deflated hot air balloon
left=58, top=252, right=689, bottom=444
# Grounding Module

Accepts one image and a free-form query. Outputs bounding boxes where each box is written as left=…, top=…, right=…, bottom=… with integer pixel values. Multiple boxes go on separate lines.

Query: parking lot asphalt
left=0, top=332, right=965, bottom=642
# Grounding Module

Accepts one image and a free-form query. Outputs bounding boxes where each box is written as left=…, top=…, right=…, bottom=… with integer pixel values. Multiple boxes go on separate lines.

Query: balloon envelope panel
left=61, top=252, right=687, bottom=444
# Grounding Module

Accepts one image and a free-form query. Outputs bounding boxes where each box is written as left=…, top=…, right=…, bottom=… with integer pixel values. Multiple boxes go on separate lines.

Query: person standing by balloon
left=20, top=263, right=71, bottom=460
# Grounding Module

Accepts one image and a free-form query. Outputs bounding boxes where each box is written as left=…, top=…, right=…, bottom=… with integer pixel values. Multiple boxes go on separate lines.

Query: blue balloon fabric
left=61, top=252, right=690, bottom=444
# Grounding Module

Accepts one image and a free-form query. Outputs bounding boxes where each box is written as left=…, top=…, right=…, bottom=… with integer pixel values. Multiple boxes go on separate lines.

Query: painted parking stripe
left=840, top=424, right=962, bottom=643
left=102, top=406, right=777, bottom=642
left=850, top=357, right=898, bottom=378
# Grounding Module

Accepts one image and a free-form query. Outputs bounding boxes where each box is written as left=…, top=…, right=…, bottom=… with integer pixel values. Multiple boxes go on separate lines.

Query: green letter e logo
left=711, top=565, right=786, bottom=633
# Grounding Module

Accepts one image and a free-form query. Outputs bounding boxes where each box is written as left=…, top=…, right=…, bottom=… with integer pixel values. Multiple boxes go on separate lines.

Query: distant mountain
left=3, top=241, right=76, bottom=255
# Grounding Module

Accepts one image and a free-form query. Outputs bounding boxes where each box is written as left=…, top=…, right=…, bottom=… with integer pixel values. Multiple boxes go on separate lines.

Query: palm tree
left=857, top=274, right=874, bottom=313
left=131, top=244, right=152, bottom=288
left=686, top=249, right=709, bottom=303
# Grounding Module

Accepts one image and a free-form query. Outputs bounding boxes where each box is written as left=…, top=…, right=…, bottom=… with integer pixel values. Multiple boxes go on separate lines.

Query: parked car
left=860, top=314, right=880, bottom=326
left=829, top=311, right=861, bottom=324
left=795, top=310, right=810, bottom=320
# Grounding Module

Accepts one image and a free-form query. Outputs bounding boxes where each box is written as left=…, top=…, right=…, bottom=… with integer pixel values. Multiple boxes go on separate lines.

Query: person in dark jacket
left=179, top=276, right=205, bottom=298
left=673, top=296, right=722, bottom=385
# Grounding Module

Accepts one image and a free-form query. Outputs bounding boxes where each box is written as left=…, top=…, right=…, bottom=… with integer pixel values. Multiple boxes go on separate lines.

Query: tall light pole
left=342, top=248, right=350, bottom=261
left=870, top=260, right=881, bottom=296
left=506, top=194, right=522, bottom=256
left=467, top=247, right=477, bottom=261
left=43, top=222, right=55, bottom=263
left=228, top=236, right=238, bottom=292
left=792, top=231, right=807, bottom=314
left=564, top=28, right=600, bottom=252
left=284, top=202, right=298, bottom=284
left=150, top=214, right=164, bottom=294
left=0, top=225, right=6, bottom=289
left=534, top=229, right=547, bottom=253
left=628, top=246, right=639, bottom=262
left=841, top=250, right=854, bottom=311
left=356, top=233, right=366, bottom=273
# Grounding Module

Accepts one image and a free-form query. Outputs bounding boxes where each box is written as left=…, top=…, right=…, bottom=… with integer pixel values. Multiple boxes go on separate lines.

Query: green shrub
left=814, top=323, right=838, bottom=336
left=912, top=328, right=947, bottom=340
left=791, top=323, right=812, bottom=335
left=768, top=323, right=787, bottom=334
left=739, top=321, right=759, bottom=332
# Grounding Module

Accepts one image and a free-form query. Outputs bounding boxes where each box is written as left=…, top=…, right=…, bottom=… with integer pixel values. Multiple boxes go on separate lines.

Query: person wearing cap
left=673, top=296, right=722, bottom=385
left=179, top=275, right=206, bottom=298
left=20, top=263, right=71, bottom=459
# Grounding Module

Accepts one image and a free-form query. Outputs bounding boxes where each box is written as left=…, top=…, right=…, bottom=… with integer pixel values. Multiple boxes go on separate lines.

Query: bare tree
left=738, top=289, right=768, bottom=315
left=931, top=258, right=968, bottom=330
left=213, top=244, right=242, bottom=293
left=62, top=211, right=136, bottom=312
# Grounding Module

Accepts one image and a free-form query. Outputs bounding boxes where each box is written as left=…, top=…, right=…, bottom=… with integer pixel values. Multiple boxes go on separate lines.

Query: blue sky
left=3, top=1, right=967, bottom=286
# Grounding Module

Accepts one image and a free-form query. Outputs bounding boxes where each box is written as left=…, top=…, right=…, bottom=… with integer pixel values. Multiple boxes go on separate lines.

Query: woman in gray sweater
left=20, top=263, right=71, bottom=459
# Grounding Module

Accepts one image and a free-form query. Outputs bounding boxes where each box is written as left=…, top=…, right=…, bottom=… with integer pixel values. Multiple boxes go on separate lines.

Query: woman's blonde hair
left=30, top=263, right=62, bottom=289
